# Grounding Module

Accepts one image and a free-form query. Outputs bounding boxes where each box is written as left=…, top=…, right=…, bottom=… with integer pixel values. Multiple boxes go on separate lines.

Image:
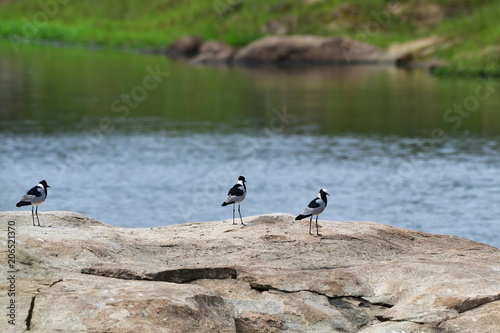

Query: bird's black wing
left=26, top=186, right=43, bottom=197
left=228, top=184, right=244, bottom=196
left=307, top=198, right=321, bottom=209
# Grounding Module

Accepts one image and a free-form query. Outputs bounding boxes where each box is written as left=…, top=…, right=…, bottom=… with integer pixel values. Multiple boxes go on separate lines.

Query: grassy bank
left=0, top=0, right=499, bottom=77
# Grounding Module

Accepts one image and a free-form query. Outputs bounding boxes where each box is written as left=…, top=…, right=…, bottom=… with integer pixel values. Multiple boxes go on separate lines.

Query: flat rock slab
left=233, top=35, right=389, bottom=65
left=0, top=211, right=499, bottom=332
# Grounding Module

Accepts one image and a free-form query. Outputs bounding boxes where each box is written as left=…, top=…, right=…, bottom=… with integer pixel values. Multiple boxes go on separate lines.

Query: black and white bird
left=295, top=188, right=330, bottom=236
left=221, top=176, right=247, bottom=225
left=16, top=180, right=50, bottom=226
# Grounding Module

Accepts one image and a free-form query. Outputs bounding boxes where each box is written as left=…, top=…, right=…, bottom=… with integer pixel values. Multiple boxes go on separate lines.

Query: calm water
left=1, top=42, right=499, bottom=247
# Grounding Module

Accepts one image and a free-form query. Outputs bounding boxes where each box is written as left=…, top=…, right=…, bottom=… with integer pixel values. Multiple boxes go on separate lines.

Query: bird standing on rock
left=222, top=176, right=247, bottom=225
left=16, top=180, right=50, bottom=226
left=296, top=188, right=330, bottom=236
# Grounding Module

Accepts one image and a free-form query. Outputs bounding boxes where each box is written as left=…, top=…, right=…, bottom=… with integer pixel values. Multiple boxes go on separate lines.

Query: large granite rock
left=0, top=211, right=498, bottom=332
left=232, top=35, right=389, bottom=65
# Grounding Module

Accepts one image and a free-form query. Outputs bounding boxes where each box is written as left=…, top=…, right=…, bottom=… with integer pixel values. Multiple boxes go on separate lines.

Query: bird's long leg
left=32, top=206, right=35, bottom=226
left=36, top=206, right=40, bottom=227
left=316, top=215, right=321, bottom=236
left=309, top=216, right=313, bottom=235
left=238, top=204, right=245, bottom=226
left=232, top=205, right=236, bottom=225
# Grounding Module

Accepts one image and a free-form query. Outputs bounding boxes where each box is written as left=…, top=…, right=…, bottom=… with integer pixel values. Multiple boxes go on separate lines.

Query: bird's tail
left=295, top=214, right=311, bottom=221
left=221, top=202, right=228, bottom=207
left=16, top=201, right=31, bottom=207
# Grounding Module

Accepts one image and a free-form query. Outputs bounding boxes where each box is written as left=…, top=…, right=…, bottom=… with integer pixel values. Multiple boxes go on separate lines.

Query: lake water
left=1, top=42, right=499, bottom=248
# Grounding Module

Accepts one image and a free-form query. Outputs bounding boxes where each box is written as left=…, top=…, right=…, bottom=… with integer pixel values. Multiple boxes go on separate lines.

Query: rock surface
left=232, top=35, right=389, bottom=65
left=1, top=211, right=499, bottom=332
left=386, top=35, right=448, bottom=67
left=165, top=35, right=393, bottom=65
left=190, top=40, right=237, bottom=65
left=163, top=36, right=204, bottom=58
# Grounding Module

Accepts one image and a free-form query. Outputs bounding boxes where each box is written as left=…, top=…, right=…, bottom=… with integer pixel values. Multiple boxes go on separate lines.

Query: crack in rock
left=81, top=267, right=148, bottom=280
left=24, top=279, right=63, bottom=331
left=25, top=295, right=36, bottom=330
left=329, top=296, right=392, bottom=309
left=243, top=281, right=393, bottom=332
left=48, top=279, right=63, bottom=288
left=452, top=294, right=500, bottom=313
left=248, top=281, right=394, bottom=309
left=81, top=266, right=237, bottom=283
left=147, top=267, right=237, bottom=283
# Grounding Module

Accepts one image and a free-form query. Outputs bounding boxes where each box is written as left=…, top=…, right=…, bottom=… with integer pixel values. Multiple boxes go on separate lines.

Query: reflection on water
left=0, top=42, right=499, bottom=247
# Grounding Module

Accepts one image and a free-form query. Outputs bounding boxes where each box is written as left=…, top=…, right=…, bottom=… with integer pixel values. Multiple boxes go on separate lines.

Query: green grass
left=0, top=0, right=499, bottom=76
left=431, top=2, right=500, bottom=77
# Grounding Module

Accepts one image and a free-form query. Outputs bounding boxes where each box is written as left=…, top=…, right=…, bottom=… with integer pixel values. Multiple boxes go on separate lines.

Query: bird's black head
left=238, top=176, right=246, bottom=182
left=39, top=180, right=50, bottom=188
left=319, top=188, right=329, bottom=196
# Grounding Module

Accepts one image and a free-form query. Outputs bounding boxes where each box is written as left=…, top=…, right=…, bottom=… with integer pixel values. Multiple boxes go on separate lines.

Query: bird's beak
left=326, top=193, right=330, bottom=196
left=47, top=185, right=51, bottom=188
